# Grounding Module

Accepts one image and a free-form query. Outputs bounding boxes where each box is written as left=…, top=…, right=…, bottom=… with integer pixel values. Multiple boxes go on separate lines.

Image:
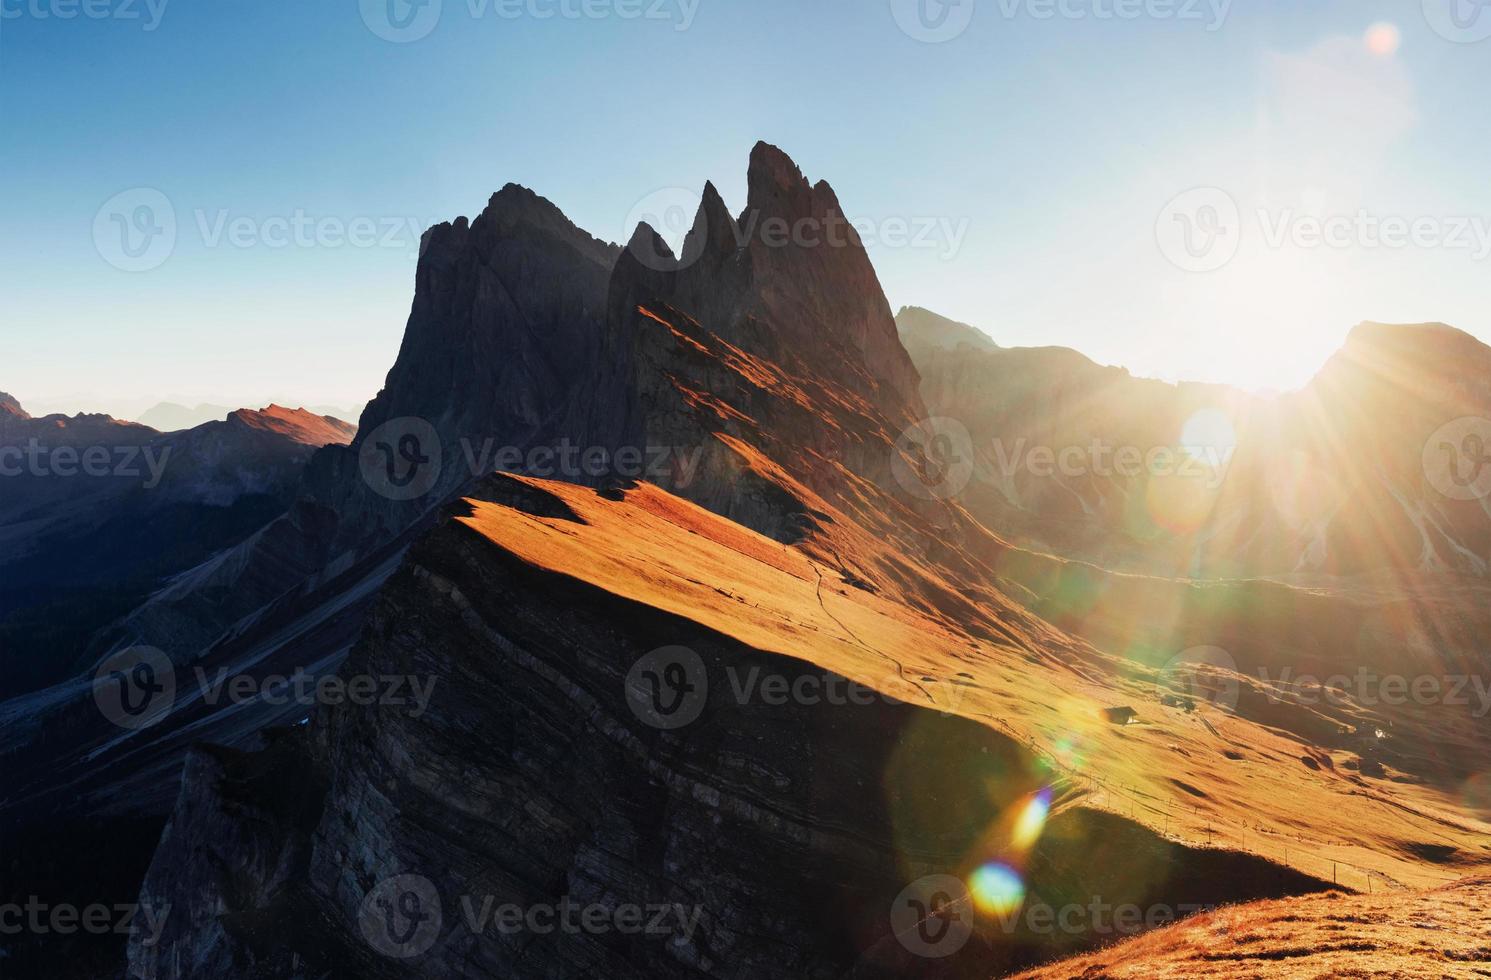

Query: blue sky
left=4, top=0, right=1489, bottom=418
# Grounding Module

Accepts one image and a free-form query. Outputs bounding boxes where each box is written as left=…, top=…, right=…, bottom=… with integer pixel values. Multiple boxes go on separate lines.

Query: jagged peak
left=420, top=182, right=619, bottom=267
left=621, top=220, right=678, bottom=271
left=749, top=141, right=809, bottom=194
left=681, top=180, right=741, bottom=267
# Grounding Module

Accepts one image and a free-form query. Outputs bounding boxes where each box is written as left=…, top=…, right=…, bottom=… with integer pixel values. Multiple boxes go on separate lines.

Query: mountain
left=136, top=402, right=236, bottom=432
left=138, top=402, right=363, bottom=432
left=0, top=405, right=356, bottom=697
left=6, top=150, right=1490, bottom=980
left=895, top=305, right=999, bottom=362
left=101, top=147, right=1491, bottom=980
left=0, top=391, right=28, bottom=419
left=898, top=310, right=1491, bottom=579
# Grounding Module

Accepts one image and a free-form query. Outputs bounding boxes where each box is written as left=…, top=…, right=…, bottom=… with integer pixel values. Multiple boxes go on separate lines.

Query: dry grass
left=1011, top=876, right=1491, bottom=979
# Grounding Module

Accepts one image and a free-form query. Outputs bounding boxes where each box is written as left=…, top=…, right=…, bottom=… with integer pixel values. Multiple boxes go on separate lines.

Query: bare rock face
left=127, top=476, right=1331, bottom=980
left=0, top=390, right=28, bottom=419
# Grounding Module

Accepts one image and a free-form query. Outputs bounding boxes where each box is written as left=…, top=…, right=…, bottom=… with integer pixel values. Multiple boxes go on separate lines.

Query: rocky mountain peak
left=0, top=391, right=27, bottom=419
left=680, top=179, right=740, bottom=268
left=226, top=405, right=356, bottom=446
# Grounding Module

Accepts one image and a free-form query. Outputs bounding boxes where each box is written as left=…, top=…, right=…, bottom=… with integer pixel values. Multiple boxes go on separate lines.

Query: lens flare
left=968, top=862, right=1025, bottom=916
left=1012, top=788, right=1052, bottom=849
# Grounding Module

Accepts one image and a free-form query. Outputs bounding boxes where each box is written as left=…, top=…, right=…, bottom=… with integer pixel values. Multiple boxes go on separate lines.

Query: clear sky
left=4, top=0, right=1489, bottom=419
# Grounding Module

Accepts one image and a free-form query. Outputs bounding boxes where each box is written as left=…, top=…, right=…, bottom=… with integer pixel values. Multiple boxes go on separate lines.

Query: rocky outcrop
left=0, top=390, right=28, bottom=419
left=127, top=475, right=1337, bottom=980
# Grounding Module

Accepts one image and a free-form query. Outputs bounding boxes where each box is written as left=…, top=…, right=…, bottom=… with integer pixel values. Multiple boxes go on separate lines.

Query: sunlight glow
left=1365, top=23, right=1401, bottom=57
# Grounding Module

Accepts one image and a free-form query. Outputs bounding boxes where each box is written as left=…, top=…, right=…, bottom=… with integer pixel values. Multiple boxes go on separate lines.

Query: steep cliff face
left=128, top=476, right=1341, bottom=980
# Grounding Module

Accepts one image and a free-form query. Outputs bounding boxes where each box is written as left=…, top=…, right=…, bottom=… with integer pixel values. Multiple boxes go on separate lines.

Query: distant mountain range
left=0, top=401, right=354, bottom=697
left=900, top=306, right=1491, bottom=578
left=4, top=147, right=1488, bottom=980
left=136, top=401, right=363, bottom=432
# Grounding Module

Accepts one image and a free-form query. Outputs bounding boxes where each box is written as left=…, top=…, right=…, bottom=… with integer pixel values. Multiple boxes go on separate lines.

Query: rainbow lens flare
left=1012, top=788, right=1052, bottom=850
left=968, top=862, right=1025, bottom=916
